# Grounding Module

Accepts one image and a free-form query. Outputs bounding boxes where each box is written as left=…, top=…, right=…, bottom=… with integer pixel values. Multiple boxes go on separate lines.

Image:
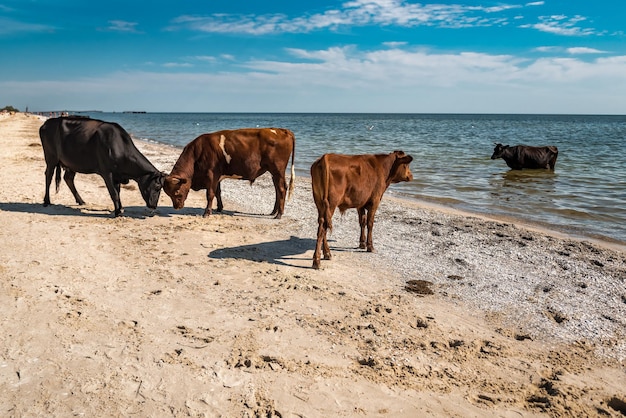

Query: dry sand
left=1, top=112, right=625, bottom=417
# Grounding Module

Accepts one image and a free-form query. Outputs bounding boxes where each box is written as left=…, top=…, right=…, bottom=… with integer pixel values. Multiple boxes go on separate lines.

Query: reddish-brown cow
left=311, top=151, right=414, bottom=269
left=164, top=128, right=295, bottom=218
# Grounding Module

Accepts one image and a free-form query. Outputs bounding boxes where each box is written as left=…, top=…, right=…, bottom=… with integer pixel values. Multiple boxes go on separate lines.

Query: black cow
left=491, top=143, right=558, bottom=170
left=39, top=116, right=165, bottom=216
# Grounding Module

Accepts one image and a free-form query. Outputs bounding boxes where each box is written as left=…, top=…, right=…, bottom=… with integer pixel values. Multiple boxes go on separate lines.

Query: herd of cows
left=38, top=116, right=559, bottom=269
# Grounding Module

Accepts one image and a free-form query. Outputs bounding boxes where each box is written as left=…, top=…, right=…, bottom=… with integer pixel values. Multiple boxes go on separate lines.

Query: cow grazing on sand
left=491, top=143, right=558, bottom=170
left=163, top=128, right=295, bottom=218
left=311, top=151, right=414, bottom=269
left=39, top=116, right=165, bottom=217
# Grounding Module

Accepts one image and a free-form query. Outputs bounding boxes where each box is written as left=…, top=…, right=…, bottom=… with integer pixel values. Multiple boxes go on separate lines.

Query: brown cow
left=163, top=128, right=295, bottom=218
left=311, top=151, right=414, bottom=269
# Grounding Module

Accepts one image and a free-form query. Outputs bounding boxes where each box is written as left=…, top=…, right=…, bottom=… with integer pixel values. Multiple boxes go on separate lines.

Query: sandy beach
left=1, top=112, right=625, bottom=417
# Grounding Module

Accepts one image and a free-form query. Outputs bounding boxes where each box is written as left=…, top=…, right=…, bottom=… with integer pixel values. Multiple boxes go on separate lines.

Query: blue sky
left=1, top=0, right=625, bottom=113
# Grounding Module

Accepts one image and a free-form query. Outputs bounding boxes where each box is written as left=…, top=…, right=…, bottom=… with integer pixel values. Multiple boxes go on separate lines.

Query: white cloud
left=534, top=46, right=558, bottom=53
left=383, top=41, right=408, bottom=48
left=534, top=46, right=607, bottom=55
left=106, top=20, right=140, bottom=33
left=4, top=47, right=626, bottom=113
left=567, top=47, right=606, bottom=54
left=163, top=62, right=193, bottom=68
left=521, top=15, right=595, bottom=36
left=169, top=1, right=529, bottom=35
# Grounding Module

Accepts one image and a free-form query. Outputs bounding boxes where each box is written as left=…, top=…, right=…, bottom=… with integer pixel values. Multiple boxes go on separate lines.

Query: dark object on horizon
left=491, top=143, right=558, bottom=170
left=310, top=151, right=414, bottom=269
left=39, top=116, right=165, bottom=216
left=163, top=128, right=296, bottom=218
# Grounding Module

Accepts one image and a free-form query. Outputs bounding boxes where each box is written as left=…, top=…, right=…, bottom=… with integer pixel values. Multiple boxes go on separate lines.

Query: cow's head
left=491, top=143, right=509, bottom=159
left=388, top=151, right=414, bottom=184
left=163, top=175, right=191, bottom=209
left=138, top=172, right=166, bottom=209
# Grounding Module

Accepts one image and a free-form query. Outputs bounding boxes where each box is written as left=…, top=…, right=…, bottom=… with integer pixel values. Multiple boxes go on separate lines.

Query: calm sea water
left=79, top=112, right=626, bottom=246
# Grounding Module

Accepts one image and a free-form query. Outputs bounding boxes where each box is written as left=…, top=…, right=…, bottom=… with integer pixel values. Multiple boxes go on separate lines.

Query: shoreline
left=385, top=192, right=626, bottom=253
left=1, top=112, right=625, bottom=417
left=138, top=131, right=626, bottom=254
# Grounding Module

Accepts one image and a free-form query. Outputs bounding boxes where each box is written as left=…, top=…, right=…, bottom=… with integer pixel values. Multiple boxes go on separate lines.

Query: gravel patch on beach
left=215, top=173, right=626, bottom=362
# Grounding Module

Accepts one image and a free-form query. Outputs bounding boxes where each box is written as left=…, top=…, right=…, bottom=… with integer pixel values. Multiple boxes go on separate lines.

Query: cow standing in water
left=39, top=116, right=165, bottom=216
left=491, top=143, right=558, bottom=170
left=310, top=151, right=414, bottom=269
left=163, top=128, right=295, bottom=218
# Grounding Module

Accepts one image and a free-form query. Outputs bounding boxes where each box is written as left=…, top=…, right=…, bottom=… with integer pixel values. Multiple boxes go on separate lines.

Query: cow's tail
left=54, top=163, right=62, bottom=193
left=315, top=154, right=332, bottom=233
left=287, top=130, right=296, bottom=200
left=312, top=155, right=333, bottom=233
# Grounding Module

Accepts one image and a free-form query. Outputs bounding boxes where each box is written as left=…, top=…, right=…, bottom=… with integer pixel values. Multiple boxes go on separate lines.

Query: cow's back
left=312, top=154, right=381, bottom=212
left=40, top=117, right=105, bottom=171
left=40, top=116, right=155, bottom=175
left=182, top=128, right=294, bottom=179
left=221, top=127, right=294, bottom=167
left=511, top=145, right=558, bottom=169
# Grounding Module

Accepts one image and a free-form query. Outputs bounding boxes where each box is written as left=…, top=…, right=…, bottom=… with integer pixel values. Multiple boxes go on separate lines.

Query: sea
left=77, top=112, right=626, bottom=247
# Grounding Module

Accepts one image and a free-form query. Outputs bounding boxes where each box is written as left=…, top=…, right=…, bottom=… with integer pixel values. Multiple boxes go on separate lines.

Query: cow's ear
left=399, top=155, right=413, bottom=164
left=166, top=176, right=187, bottom=185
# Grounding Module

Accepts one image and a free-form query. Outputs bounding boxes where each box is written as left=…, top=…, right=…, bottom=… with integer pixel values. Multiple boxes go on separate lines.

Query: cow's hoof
left=43, top=202, right=50, bottom=207
left=312, top=262, right=320, bottom=270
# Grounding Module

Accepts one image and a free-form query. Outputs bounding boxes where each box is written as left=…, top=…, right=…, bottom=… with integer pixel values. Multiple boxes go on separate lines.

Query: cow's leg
left=203, top=180, right=219, bottom=217
left=63, top=170, right=85, bottom=205
left=322, top=206, right=334, bottom=260
left=322, top=225, right=331, bottom=261
left=43, top=163, right=56, bottom=206
left=314, top=214, right=332, bottom=268
left=313, top=221, right=325, bottom=269
left=549, top=155, right=557, bottom=170
left=270, top=172, right=287, bottom=219
left=215, top=182, right=224, bottom=212
left=357, top=207, right=367, bottom=249
left=313, top=202, right=334, bottom=269
left=102, top=173, right=123, bottom=216
left=365, top=204, right=379, bottom=252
